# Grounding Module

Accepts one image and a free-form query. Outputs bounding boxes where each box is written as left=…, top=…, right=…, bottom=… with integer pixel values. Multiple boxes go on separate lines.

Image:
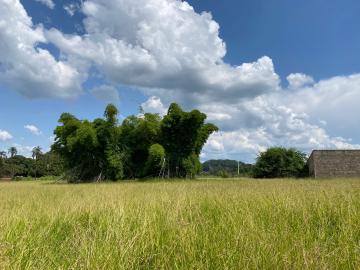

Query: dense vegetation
left=0, top=148, right=63, bottom=178
left=52, top=103, right=218, bottom=182
left=253, top=147, right=307, bottom=178
left=1, top=105, right=311, bottom=182
left=202, top=159, right=253, bottom=177
left=2, top=179, right=360, bottom=269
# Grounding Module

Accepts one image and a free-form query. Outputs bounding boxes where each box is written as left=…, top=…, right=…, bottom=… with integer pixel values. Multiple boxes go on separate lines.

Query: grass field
left=1, top=179, right=360, bottom=269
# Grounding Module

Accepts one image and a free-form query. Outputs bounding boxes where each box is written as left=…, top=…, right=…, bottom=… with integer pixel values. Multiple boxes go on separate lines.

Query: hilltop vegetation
left=202, top=159, right=253, bottom=177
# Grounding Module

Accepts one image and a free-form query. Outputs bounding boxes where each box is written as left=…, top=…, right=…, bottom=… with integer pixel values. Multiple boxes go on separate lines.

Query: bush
left=144, top=144, right=165, bottom=177
left=253, top=147, right=307, bottom=178
left=217, top=170, right=230, bottom=178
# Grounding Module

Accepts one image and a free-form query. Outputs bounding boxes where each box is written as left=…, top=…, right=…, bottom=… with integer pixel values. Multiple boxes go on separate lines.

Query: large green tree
left=53, top=104, right=126, bottom=182
left=160, top=103, right=218, bottom=178
left=52, top=103, right=217, bottom=181
left=253, top=147, right=307, bottom=178
left=53, top=113, right=101, bottom=181
left=120, top=113, right=162, bottom=178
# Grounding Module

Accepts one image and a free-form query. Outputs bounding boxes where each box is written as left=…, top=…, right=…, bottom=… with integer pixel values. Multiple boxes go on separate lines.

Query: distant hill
left=202, top=159, right=253, bottom=177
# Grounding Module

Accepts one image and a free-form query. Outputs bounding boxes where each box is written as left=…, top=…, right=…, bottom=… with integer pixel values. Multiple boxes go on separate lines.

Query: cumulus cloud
left=199, top=92, right=360, bottom=162
left=4, top=0, right=360, bottom=161
left=287, top=73, right=315, bottom=89
left=141, top=96, right=167, bottom=115
left=24, top=125, right=42, bottom=135
left=0, top=130, right=12, bottom=141
left=34, top=0, right=55, bottom=9
left=46, top=0, right=359, bottom=160
left=46, top=0, right=280, bottom=106
left=284, top=74, right=360, bottom=141
left=0, top=0, right=84, bottom=98
left=90, top=85, right=120, bottom=103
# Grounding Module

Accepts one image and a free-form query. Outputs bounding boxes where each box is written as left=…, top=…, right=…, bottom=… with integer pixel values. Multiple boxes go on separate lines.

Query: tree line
left=1, top=103, right=310, bottom=181
left=0, top=147, right=63, bottom=178
left=52, top=103, right=218, bottom=182
left=202, top=160, right=253, bottom=178
left=201, top=147, right=308, bottom=179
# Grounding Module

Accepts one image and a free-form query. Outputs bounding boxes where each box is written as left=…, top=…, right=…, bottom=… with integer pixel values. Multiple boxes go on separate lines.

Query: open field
left=1, top=179, right=360, bottom=269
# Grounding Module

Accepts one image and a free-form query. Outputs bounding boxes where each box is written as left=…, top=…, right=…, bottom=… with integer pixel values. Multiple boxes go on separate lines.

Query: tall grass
left=1, top=179, right=360, bottom=269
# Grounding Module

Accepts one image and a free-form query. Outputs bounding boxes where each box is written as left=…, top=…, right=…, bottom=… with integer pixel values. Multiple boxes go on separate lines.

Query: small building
left=308, top=150, right=360, bottom=178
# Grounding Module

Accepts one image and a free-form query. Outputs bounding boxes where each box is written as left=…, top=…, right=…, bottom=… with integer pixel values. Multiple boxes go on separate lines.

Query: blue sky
left=0, top=0, right=360, bottom=162
left=190, top=0, right=360, bottom=81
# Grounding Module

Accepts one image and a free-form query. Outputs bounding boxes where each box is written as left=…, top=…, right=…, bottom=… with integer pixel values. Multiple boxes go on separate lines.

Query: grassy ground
left=1, top=178, right=360, bottom=269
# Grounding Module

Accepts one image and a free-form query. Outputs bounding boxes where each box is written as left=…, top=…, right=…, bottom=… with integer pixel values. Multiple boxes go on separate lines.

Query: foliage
left=160, top=103, right=218, bottom=177
left=253, top=147, right=307, bottom=178
left=120, top=113, right=162, bottom=178
left=53, top=103, right=217, bottom=182
left=144, top=144, right=165, bottom=177
left=32, top=146, right=42, bottom=160
left=8, top=147, right=17, bottom=158
left=35, top=152, right=64, bottom=177
left=0, top=151, right=64, bottom=178
left=3, top=155, right=32, bottom=177
left=202, top=159, right=253, bottom=177
left=182, top=153, right=201, bottom=178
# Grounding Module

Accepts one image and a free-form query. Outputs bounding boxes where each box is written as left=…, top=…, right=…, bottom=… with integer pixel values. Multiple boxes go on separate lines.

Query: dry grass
left=1, top=178, right=360, bottom=269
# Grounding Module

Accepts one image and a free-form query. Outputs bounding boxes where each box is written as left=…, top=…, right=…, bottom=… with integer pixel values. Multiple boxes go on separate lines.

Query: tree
left=144, top=144, right=165, bottom=177
left=120, top=113, right=162, bottom=178
left=202, top=159, right=253, bottom=177
left=53, top=104, right=125, bottom=182
left=0, top=151, right=7, bottom=159
left=253, top=147, right=307, bottom=178
left=35, top=152, right=64, bottom=177
left=160, top=103, right=218, bottom=177
left=5, top=155, right=33, bottom=178
left=31, top=146, right=43, bottom=178
left=0, top=148, right=64, bottom=179
left=182, top=153, right=201, bottom=178
left=52, top=103, right=218, bottom=182
left=0, top=151, right=6, bottom=177
left=8, top=147, right=17, bottom=158
left=32, top=146, right=42, bottom=160
left=53, top=116, right=101, bottom=182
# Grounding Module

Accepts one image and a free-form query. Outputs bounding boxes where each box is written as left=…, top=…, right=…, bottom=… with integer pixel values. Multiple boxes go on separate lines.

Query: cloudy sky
left=0, top=0, right=359, bottom=162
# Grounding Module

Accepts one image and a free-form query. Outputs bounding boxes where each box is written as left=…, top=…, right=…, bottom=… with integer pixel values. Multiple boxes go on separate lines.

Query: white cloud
left=0, top=130, right=12, bottom=141
left=34, top=0, right=55, bottom=9
left=199, top=92, right=360, bottom=162
left=90, top=85, right=119, bottom=103
left=4, top=0, right=360, bottom=162
left=24, top=125, right=42, bottom=135
left=141, top=96, right=167, bottom=115
left=45, top=0, right=360, bottom=161
left=284, top=74, right=360, bottom=141
left=12, top=143, right=35, bottom=157
left=46, top=0, right=280, bottom=106
left=64, top=2, right=81, bottom=16
left=0, top=0, right=84, bottom=98
left=287, top=73, right=314, bottom=89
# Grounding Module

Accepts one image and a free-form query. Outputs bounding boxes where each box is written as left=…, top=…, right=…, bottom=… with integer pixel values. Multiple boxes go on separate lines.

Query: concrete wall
left=308, top=150, right=360, bottom=178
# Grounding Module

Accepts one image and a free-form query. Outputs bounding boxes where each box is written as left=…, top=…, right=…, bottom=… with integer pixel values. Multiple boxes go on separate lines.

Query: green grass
left=1, top=178, right=360, bottom=269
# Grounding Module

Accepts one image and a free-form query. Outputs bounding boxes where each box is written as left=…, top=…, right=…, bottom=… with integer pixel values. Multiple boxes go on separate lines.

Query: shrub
left=144, top=144, right=165, bottom=177
left=253, top=147, right=307, bottom=178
